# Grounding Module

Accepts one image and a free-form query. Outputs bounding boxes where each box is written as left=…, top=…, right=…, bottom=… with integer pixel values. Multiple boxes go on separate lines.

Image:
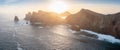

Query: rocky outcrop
left=25, top=9, right=120, bottom=39
left=25, top=10, right=65, bottom=25
left=14, top=16, right=19, bottom=22
left=66, top=9, right=120, bottom=39
left=60, top=11, right=71, bottom=17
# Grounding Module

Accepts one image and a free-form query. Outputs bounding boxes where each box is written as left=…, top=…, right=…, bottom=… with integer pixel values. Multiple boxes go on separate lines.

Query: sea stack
left=14, top=16, right=19, bottom=22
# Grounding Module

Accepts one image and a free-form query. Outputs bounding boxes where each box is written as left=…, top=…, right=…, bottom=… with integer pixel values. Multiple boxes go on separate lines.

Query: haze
left=0, top=0, right=120, bottom=16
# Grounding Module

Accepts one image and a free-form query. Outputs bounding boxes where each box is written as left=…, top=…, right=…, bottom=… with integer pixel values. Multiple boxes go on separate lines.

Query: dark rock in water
left=26, top=22, right=28, bottom=24
left=14, top=16, right=19, bottom=22
left=66, top=9, right=120, bottom=39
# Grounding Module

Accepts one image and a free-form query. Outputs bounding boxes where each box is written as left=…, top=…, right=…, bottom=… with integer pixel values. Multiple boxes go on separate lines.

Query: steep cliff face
left=66, top=9, right=120, bottom=39
left=66, top=9, right=105, bottom=32
left=109, top=13, right=120, bottom=38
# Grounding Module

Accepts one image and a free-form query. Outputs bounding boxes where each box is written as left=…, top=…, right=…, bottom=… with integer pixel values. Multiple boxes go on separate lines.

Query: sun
left=49, top=1, right=68, bottom=13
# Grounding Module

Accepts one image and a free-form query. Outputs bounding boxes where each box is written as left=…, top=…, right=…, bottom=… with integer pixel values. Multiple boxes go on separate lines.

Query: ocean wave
left=80, top=29, right=120, bottom=43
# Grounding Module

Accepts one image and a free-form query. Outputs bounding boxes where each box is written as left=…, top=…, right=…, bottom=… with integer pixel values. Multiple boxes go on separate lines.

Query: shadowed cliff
left=66, top=9, right=120, bottom=39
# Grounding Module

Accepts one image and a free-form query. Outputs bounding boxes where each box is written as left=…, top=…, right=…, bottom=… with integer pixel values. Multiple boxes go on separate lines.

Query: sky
left=0, top=0, right=120, bottom=16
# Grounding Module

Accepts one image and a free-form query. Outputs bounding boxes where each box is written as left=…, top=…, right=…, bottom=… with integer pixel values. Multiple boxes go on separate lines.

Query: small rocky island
left=14, top=16, right=19, bottom=22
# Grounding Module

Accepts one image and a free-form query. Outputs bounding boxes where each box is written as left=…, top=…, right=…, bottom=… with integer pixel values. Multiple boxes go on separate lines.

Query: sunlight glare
left=61, top=16, right=66, bottom=19
left=49, top=1, right=68, bottom=13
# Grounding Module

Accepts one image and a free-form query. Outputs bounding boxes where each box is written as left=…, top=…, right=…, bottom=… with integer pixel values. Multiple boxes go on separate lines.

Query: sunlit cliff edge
left=24, top=9, right=120, bottom=39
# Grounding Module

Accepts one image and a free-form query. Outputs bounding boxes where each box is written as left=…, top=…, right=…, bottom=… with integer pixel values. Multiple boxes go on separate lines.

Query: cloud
left=4, top=0, right=49, bottom=3
left=4, top=0, right=18, bottom=3
left=0, top=0, right=120, bottom=16
left=0, top=0, right=48, bottom=5
left=0, top=2, right=49, bottom=16
left=69, top=0, right=120, bottom=4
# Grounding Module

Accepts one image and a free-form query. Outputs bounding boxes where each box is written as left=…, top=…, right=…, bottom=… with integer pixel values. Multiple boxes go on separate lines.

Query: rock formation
left=25, top=10, right=65, bottom=25
left=14, top=16, right=19, bottom=22
left=66, top=9, right=120, bottom=39
left=25, top=9, right=120, bottom=39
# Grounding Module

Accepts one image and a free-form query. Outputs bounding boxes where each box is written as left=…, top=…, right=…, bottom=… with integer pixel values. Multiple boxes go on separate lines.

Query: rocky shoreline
left=24, top=9, right=120, bottom=39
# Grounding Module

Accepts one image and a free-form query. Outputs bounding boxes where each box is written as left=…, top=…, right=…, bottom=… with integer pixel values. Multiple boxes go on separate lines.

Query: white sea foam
left=17, top=42, right=23, bottom=50
left=39, top=26, right=44, bottom=28
left=81, top=29, right=120, bottom=43
left=68, top=29, right=77, bottom=33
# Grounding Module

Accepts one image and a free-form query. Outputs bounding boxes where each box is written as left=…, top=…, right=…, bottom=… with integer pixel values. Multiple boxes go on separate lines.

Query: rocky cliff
left=66, top=9, right=120, bottom=39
